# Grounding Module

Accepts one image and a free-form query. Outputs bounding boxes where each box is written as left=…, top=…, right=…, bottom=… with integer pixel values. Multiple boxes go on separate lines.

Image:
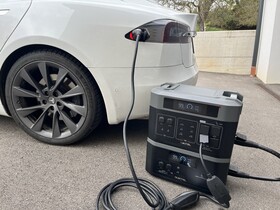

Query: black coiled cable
left=96, top=178, right=170, bottom=210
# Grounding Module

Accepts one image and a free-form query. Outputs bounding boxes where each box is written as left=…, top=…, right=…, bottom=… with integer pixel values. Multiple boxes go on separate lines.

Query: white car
left=0, top=0, right=198, bottom=145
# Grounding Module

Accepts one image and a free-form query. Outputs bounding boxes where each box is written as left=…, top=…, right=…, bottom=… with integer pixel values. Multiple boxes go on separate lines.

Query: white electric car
left=0, top=0, right=198, bottom=145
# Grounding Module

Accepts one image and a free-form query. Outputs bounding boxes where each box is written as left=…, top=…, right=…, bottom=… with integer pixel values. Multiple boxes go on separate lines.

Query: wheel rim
left=11, top=61, right=88, bottom=139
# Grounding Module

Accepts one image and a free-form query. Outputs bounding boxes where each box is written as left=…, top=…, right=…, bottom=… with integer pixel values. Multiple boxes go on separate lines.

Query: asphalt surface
left=0, top=72, right=279, bottom=210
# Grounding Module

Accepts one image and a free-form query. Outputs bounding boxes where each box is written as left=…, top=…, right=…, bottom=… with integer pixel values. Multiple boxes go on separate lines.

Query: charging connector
left=131, top=28, right=150, bottom=41
left=169, top=191, right=200, bottom=209
left=206, top=176, right=231, bottom=207
left=198, top=136, right=231, bottom=208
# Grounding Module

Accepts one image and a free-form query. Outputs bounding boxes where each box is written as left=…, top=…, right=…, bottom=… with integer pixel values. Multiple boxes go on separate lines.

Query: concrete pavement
left=0, top=72, right=279, bottom=210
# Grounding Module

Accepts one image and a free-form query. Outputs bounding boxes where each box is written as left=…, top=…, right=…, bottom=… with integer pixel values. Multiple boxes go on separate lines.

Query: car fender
left=0, top=36, right=92, bottom=71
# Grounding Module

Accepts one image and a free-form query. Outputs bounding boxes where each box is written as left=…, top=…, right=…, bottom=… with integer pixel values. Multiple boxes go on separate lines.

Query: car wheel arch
left=0, top=44, right=107, bottom=123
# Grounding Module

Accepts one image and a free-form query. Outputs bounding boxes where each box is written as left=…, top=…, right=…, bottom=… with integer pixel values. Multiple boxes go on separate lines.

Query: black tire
left=5, top=49, right=103, bottom=145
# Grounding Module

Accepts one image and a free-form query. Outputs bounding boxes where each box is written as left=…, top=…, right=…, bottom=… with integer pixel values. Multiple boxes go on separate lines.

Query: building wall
left=257, top=0, right=280, bottom=84
left=194, top=30, right=256, bottom=75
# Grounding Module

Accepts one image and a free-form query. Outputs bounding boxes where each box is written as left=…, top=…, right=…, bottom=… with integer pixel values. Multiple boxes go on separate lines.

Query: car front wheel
left=5, top=49, right=103, bottom=145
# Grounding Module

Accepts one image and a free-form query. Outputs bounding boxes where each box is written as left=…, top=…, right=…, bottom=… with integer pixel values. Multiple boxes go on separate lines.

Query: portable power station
left=146, top=84, right=243, bottom=194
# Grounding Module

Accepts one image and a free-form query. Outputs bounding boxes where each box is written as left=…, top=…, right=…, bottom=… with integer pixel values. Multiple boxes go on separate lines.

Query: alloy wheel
left=11, top=61, right=87, bottom=139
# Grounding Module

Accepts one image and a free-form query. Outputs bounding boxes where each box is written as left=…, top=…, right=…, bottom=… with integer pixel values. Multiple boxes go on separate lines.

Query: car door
left=0, top=0, right=31, bottom=51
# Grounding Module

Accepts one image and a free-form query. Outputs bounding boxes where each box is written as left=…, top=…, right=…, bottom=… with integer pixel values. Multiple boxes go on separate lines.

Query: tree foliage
left=208, top=0, right=259, bottom=30
left=158, top=0, right=259, bottom=31
left=158, top=0, right=216, bottom=31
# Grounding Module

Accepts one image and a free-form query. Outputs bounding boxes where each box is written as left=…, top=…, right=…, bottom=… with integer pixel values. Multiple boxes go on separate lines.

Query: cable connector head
left=206, top=175, right=231, bottom=208
left=235, top=133, right=259, bottom=148
left=235, top=132, right=247, bottom=141
left=170, top=191, right=200, bottom=210
left=132, top=29, right=142, bottom=37
left=131, top=28, right=150, bottom=41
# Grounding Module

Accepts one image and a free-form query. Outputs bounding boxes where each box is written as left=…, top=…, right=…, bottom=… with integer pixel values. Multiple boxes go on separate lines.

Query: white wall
left=257, top=0, right=280, bottom=84
left=194, top=30, right=256, bottom=75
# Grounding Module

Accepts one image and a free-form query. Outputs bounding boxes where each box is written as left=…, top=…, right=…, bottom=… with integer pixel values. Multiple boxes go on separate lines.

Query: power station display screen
left=164, top=98, right=219, bottom=117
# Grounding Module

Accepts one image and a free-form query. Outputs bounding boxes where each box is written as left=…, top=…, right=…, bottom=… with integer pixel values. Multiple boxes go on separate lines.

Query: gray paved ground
left=0, top=72, right=279, bottom=210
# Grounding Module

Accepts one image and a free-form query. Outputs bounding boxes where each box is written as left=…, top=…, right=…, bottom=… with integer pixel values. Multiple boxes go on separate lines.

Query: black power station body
left=146, top=84, right=243, bottom=194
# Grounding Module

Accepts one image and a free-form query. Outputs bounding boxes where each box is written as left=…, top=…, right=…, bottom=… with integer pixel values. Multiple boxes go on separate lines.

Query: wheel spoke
left=38, top=62, right=52, bottom=89
left=16, top=105, right=45, bottom=117
left=31, top=108, right=48, bottom=131
left=61, top=101, right=86, bottom=117
left=58, top=110, right=77, bottom=133
left=51, top=67, right=67, bottom=91
left=59, top=86, right=84, bottom=99
left=52, top=111, right=61, bottom=138
left=20, top=68, right=43, bottom=94
left=13, top=86, right=39, bottom=98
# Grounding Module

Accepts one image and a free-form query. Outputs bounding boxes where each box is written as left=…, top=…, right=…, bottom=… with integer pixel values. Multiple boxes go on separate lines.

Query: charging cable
left=96, top=29, right=170, bottom=210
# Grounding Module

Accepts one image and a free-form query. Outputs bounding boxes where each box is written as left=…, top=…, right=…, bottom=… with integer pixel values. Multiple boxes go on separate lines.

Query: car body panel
left=91, top=65, right=198, bottom=124
left=0, top=0, right=31, bottom=51
left=0, top=0, right=199, bottom=124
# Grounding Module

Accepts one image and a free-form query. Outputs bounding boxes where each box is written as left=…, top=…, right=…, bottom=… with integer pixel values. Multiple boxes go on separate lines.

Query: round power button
left=166, top=164, right=172, bottom=171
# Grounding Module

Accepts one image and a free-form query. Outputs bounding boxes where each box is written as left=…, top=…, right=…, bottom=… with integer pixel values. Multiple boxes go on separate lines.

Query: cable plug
left=206, top=175, right=231, bottom=208
left=131, top=28, right=150, bottom=41
left=132, top=29, right=142, bottom=37
left=228, top=165, right=250, bottom=177
left=169, top=191, right=200, bottom=210
left=235, top=133, right=259, bottom=148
